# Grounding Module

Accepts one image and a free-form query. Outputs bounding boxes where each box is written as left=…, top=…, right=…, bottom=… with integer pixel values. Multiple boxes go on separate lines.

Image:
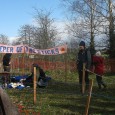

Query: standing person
left=77, top=41, right=91, bottom=92
left=2, top=53, right=12, bottom=87
left=92, top=51, right=107, bottom=90
left=3, top=53, right=12, bottom=72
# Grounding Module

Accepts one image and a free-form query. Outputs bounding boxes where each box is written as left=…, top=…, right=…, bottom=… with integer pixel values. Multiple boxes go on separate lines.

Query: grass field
left=6, top=71, right=115, bottom=115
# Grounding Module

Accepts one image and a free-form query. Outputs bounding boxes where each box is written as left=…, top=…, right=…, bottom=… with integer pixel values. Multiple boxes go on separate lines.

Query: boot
left=98, top=84, right=102, bottom=90
left=102, top=83, right=107, bottom=89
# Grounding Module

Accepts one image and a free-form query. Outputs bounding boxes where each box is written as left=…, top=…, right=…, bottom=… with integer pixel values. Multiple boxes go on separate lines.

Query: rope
left=85, top=68, right=115, bottom=81
left=85, top=69, right=103, bottom=77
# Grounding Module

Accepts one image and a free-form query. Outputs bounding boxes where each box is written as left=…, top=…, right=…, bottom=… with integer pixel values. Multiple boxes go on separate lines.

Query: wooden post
left=82, top=63, right=85, bottom=94
left=33, top=67, right=37, bottom=104
left=1, top=54, right=3, bottom=72
left=18, top=55, right=20, bottom=73
left=84, top=79, right=93, bottom=115
left=64, top=43, right=68, bottom=82
left=22, top=45, right=25, bottom=75
left=64, top=53, right=67, bottom=82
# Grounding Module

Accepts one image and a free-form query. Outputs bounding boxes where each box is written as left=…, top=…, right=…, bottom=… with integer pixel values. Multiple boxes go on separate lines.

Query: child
left=92, top=51, right=107, bottom=90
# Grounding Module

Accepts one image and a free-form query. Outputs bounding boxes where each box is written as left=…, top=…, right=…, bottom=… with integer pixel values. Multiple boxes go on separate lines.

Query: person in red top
left=93, top=51, right=107, bottom=90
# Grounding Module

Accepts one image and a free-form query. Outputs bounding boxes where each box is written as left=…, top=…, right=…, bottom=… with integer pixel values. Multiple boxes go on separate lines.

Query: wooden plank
left=0, top=88, right=19, bottom=115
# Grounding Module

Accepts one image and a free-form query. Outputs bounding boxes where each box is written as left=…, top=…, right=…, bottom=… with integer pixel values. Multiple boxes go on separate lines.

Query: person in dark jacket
left=2, top=53, right=12, bottom=86
left=77, top=41, right=91, bottom=92
left=24, top=63, right=51, bottom=87
left=32, top=63, right=46, bottom=82
left=24, top=63, right=46, bottom=82
left=3, top=53, right=12, bottom=72
left=92, top=51, right=106, bottom=90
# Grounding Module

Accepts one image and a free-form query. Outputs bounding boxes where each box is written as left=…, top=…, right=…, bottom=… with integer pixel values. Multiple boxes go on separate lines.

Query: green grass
left=6, top=71, right=115, bottom=115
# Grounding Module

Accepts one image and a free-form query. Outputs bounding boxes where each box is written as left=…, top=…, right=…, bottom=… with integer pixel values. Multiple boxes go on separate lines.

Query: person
left=77, top=41, right=91, bottom=92
left=24, top=63, right=51, bottom=87
left=3, top=53, right=12, bottom=72
left=2, top=53, right=12, bottom=87
left=92, top=51, right=107, bottom=90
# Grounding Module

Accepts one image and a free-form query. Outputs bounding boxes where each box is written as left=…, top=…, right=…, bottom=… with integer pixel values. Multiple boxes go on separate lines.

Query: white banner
left=0, top=44, right=67, bottom=55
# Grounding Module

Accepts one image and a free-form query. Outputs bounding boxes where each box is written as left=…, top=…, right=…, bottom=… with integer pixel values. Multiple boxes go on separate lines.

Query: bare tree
left=12, top=37, right=21, bottom=45
left=0, top=34, right=10, bottom=44
left=85, top=0, right=115, bottom=57
left=14, top=9, right=59, bottom=51
left=33, top=9, right=58, bottom=49
left=18, top=24, right=35, bottom=47
left=62, top=0, right=115, bottom=55
left=62, top=0, right=103, bottom=50
left=108, top=0, right=115, bottom=58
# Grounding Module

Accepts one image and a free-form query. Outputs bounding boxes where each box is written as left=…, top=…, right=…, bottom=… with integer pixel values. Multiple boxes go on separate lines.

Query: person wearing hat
left=92, top=51, right=107, bottom=90
left=77, top=41, right=91, bottom=92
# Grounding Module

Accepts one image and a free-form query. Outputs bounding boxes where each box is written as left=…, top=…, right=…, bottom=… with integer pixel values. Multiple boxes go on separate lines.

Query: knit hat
left=79, top=41, right=85, bottom=47
left=96, top=51, right=101, bottom=56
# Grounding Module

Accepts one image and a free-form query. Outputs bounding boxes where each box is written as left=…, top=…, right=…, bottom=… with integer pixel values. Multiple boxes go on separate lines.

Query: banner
left=0, top=44, right=24, bottom=53
left=0, top=44, right=67, bottom=55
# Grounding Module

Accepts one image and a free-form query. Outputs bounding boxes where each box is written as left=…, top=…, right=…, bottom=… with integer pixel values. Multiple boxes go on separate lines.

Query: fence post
left=33, top=67, right=37, bottom=104
left=22, top=46, right=25, bottom=75
left=64, top=53, right=67, bottom=82
left=82, top=63, right=85, bottom=94
left=84, top=79, right=93, bottom=115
